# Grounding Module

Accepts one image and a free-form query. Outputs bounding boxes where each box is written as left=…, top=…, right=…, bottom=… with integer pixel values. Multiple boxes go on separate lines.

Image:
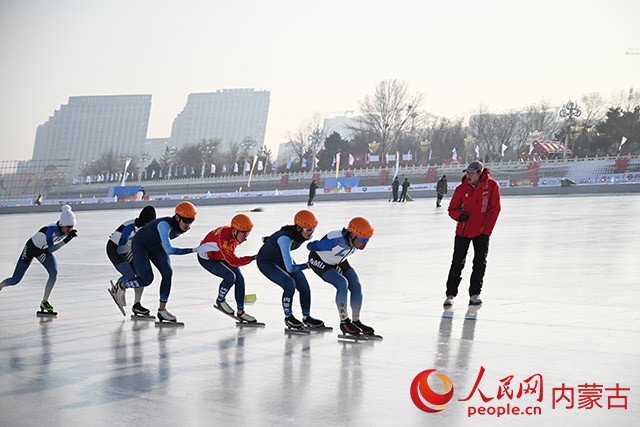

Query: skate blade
left=108, top=288, right=126, bottom=317
left=284, top=327, right=310, bottom=335
left=130, top=314, right=155, bottom=320
left=213, top=304, right=237, bottom=318
left=155, top=321, right=185, bottom=327
left=36, top=311, right=57, bottom=317
left=362, top=334, right=383, bottom=340
left=337, top=334, right=367, bottom=342
left=236, top=321, right=266, bottom=328
left=305, top=326, right=333, bottom=332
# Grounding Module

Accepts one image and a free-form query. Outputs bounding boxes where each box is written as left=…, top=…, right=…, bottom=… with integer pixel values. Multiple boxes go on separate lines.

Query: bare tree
left=286, top=112, right=325, bottom=162
left=610, top=87, right=640, bottom=111
left=469, top=106, right=520, bottom=160
left=580, top=92, right=607, bottom=128
left=198, top=138, right=221, bottom=165
left=226, top=141, right=241, bottom=170
left=350, top=79, right=423, bottom=155
left=513, top=101, right=562, bottom=150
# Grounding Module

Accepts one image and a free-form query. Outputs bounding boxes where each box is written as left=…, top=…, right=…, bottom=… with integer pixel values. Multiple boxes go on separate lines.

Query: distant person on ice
left=109, top=201, right=200, bottom=323
left=391, top=176, right=400, bottom=202
left=400, top=178, right=411, bottom=202
left=256, top=209, right=325, bottom=330
left=307, top=180, right=318, bottom=206
left=443, top=161, right=501, bottom=308
left=106, top=205, right=156, bottom=316
left=436, top=175, right=448, bottom=207
left=0, top=205, right=78, bottom=315
left=198, top=214, right=259, bottom=323
left=307, top=216, right=377, bottom=337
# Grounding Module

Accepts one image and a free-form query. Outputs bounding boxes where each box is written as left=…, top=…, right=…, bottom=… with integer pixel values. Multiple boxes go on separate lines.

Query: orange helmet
left=294, top=209, right=318, bottom=229
left=175, top=201, right=197, bottom=219
left=348, top=217, right=374, bottom=239
left=231, top=214, right=254, bottom=232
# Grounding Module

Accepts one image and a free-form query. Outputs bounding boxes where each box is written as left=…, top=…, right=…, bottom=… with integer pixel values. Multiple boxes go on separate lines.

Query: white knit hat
left=59, top=205, right=76, bottom=227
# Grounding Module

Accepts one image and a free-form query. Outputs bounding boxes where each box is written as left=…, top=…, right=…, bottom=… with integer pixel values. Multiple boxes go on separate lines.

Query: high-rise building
left=32, top=95, right=152, bottom=175
left=170, top=89, right=270, bottom=154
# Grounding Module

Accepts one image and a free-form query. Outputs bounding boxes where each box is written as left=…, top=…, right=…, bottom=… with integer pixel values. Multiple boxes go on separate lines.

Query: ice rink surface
left=1, top=194, right=638, bottom=427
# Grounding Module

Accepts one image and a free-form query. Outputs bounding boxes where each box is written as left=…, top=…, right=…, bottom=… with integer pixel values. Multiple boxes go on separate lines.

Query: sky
left=1, top=0, right=639, bottom=161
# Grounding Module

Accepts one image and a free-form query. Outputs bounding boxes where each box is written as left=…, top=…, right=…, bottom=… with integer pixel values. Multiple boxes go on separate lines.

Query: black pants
left=445, top=234, right=490, bottom=297
left=437, top=194, right=444, bottom=206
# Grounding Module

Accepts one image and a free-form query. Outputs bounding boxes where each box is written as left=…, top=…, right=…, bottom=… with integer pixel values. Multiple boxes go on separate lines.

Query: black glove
left=458, top=213, right=469, bottom=222
left=63, top=229, right=77, bottom=243
left=250, top=255, right=257, bottom=262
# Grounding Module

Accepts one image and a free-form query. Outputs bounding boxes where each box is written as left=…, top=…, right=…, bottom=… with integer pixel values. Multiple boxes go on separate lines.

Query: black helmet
left=137, top=205, right=156, bottom=226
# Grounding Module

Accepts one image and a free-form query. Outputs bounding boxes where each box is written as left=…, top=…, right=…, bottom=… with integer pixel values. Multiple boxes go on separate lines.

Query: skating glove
left=63, top=229, right=77, bottom=243
left=458, top=213, right=469, bottom=222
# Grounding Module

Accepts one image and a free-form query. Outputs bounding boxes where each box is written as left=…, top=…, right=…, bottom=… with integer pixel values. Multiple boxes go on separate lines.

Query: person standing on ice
left=0, top=205, right=78, bottom=314
left=436, top=175, right=448, bottom=207
left=256, top=209, right=325, bottom=329
left=307, top=216, right=377, bottom=337
left=400, top=178, right=411, bottom=202
left=443, top=161, right=501, bottom=308
left=106, top=205, right=156, bottom=316
left=109, top=201, right=199, bottom=323
left=197, top=213, right=258, bottom=323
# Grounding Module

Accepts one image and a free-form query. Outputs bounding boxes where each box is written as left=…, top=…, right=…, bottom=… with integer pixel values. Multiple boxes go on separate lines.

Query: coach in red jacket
left=443, top=161, right=501, bottom=308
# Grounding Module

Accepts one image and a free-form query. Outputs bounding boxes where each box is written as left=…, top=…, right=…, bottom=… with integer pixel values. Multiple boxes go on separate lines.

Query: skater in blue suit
left=109, top=202, right=199, bottom=322
left=0, top=205, right=77, bottom=314
left=106, top=205, right=156, bottom=316
left=307, top=216, right=377, bottom=336
left=256, top=209, right=325, bottom=329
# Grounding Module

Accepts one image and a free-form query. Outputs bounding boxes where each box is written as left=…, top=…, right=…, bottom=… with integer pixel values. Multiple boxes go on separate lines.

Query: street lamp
left=559, top=101, right=581, bottom=159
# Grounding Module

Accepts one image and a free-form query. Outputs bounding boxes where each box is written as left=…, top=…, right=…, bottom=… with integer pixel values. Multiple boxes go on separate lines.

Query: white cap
left=59, top=205, right=76, bottom=227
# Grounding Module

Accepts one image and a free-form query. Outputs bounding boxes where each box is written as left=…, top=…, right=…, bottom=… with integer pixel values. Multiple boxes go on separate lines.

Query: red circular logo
left=410, top=369, right=454, bottom=413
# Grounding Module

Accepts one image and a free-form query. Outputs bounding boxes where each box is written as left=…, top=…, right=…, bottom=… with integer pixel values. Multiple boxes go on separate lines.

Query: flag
left=556, top=140, right=561, bottom=153
left=183, top=166, right=187, bottom=176
left=286, top=159, right=292, bottom=170
left=619, top=136, right=627, bottom=151
left=244, top=160, right=250, bottom=173
left=222, top=164, right=227, bottom=173
left=349, top=154, right=355, bottom=165
left=528, top=143, right=534, bottom=155
left=190, top=166, right=195, bottom=176
left=167, top=167, right=172, bottom=178
left=301, top=158, right=307, bottom=169
left=272, top=160, right=277, bottom=170
left=314, top=157, right=319, bottom=167
left=247, top=155, right=259, bottom=188
left=200, top=163, right=205, bottom=177
left=386, top=152, right=396, bottom=163
left=428, top=147, right=432, bottom=161
left=393, top=151, right=400, bottom=179
left=159, top=170, right=163, bottom=178
left=368, top=154, right=379, bottom=162
left=151, top=169, right=156, bottom=178
left=332, top=156, right=336, bottom=166
left=402, top=151, right=412, bottom=161
left=501, top=143, right=508, bottom=157
left=335, top=153, right=341, bottom=178
left=257, top=160, right=264, bottom=171
left=233, top=162, right=239, bottom=173
left=452, top=148, right=457, bottom=160
left=211, top=163, right=216, bottom=174
left=121, top=158, right=132, bottom=186
left=475, top=145, right=480, bottom=159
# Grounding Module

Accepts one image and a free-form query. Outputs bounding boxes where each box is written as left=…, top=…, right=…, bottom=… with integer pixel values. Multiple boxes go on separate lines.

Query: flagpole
left=335, top=153, right=341, bottom=178
left=247, top=155, right=259, bottom=190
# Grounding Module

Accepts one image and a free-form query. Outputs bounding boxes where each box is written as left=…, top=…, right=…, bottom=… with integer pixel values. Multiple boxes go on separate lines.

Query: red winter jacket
left=448, top=169, right=501, bottom=238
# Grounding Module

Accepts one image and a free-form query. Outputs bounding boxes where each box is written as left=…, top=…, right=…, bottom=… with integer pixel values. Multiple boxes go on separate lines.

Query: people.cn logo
left=410, top=369, right=454, bottom=413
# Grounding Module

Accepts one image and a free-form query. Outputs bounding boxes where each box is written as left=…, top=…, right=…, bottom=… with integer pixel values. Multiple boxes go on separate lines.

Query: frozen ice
left=1, top=195, right=639, bottom=426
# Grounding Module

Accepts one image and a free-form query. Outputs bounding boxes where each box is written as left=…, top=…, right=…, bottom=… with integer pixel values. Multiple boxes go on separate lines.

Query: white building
left=170, top=89, right=270, bottom=155
left=32, top=95, right=152, bottom=175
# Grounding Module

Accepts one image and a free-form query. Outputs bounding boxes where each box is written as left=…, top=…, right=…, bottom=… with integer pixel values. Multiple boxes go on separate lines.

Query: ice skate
left=284, top=315, right=309, bottom=334
left=303, top=315, right=333, bottom=331
left=108, top=280, right=126, bottom=316
left=215, top=299, right=234, bottom=315
left=130, top=302, right=154, bottom=320
left=155, top=309, right=184, bottom=327
left=353, top=320, right=383, bottom=340
left=469, top=294, right=483, bottom=306
left=36, top=299, right=57, bottom=317
left=235, top=310, right=265, bottom=328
